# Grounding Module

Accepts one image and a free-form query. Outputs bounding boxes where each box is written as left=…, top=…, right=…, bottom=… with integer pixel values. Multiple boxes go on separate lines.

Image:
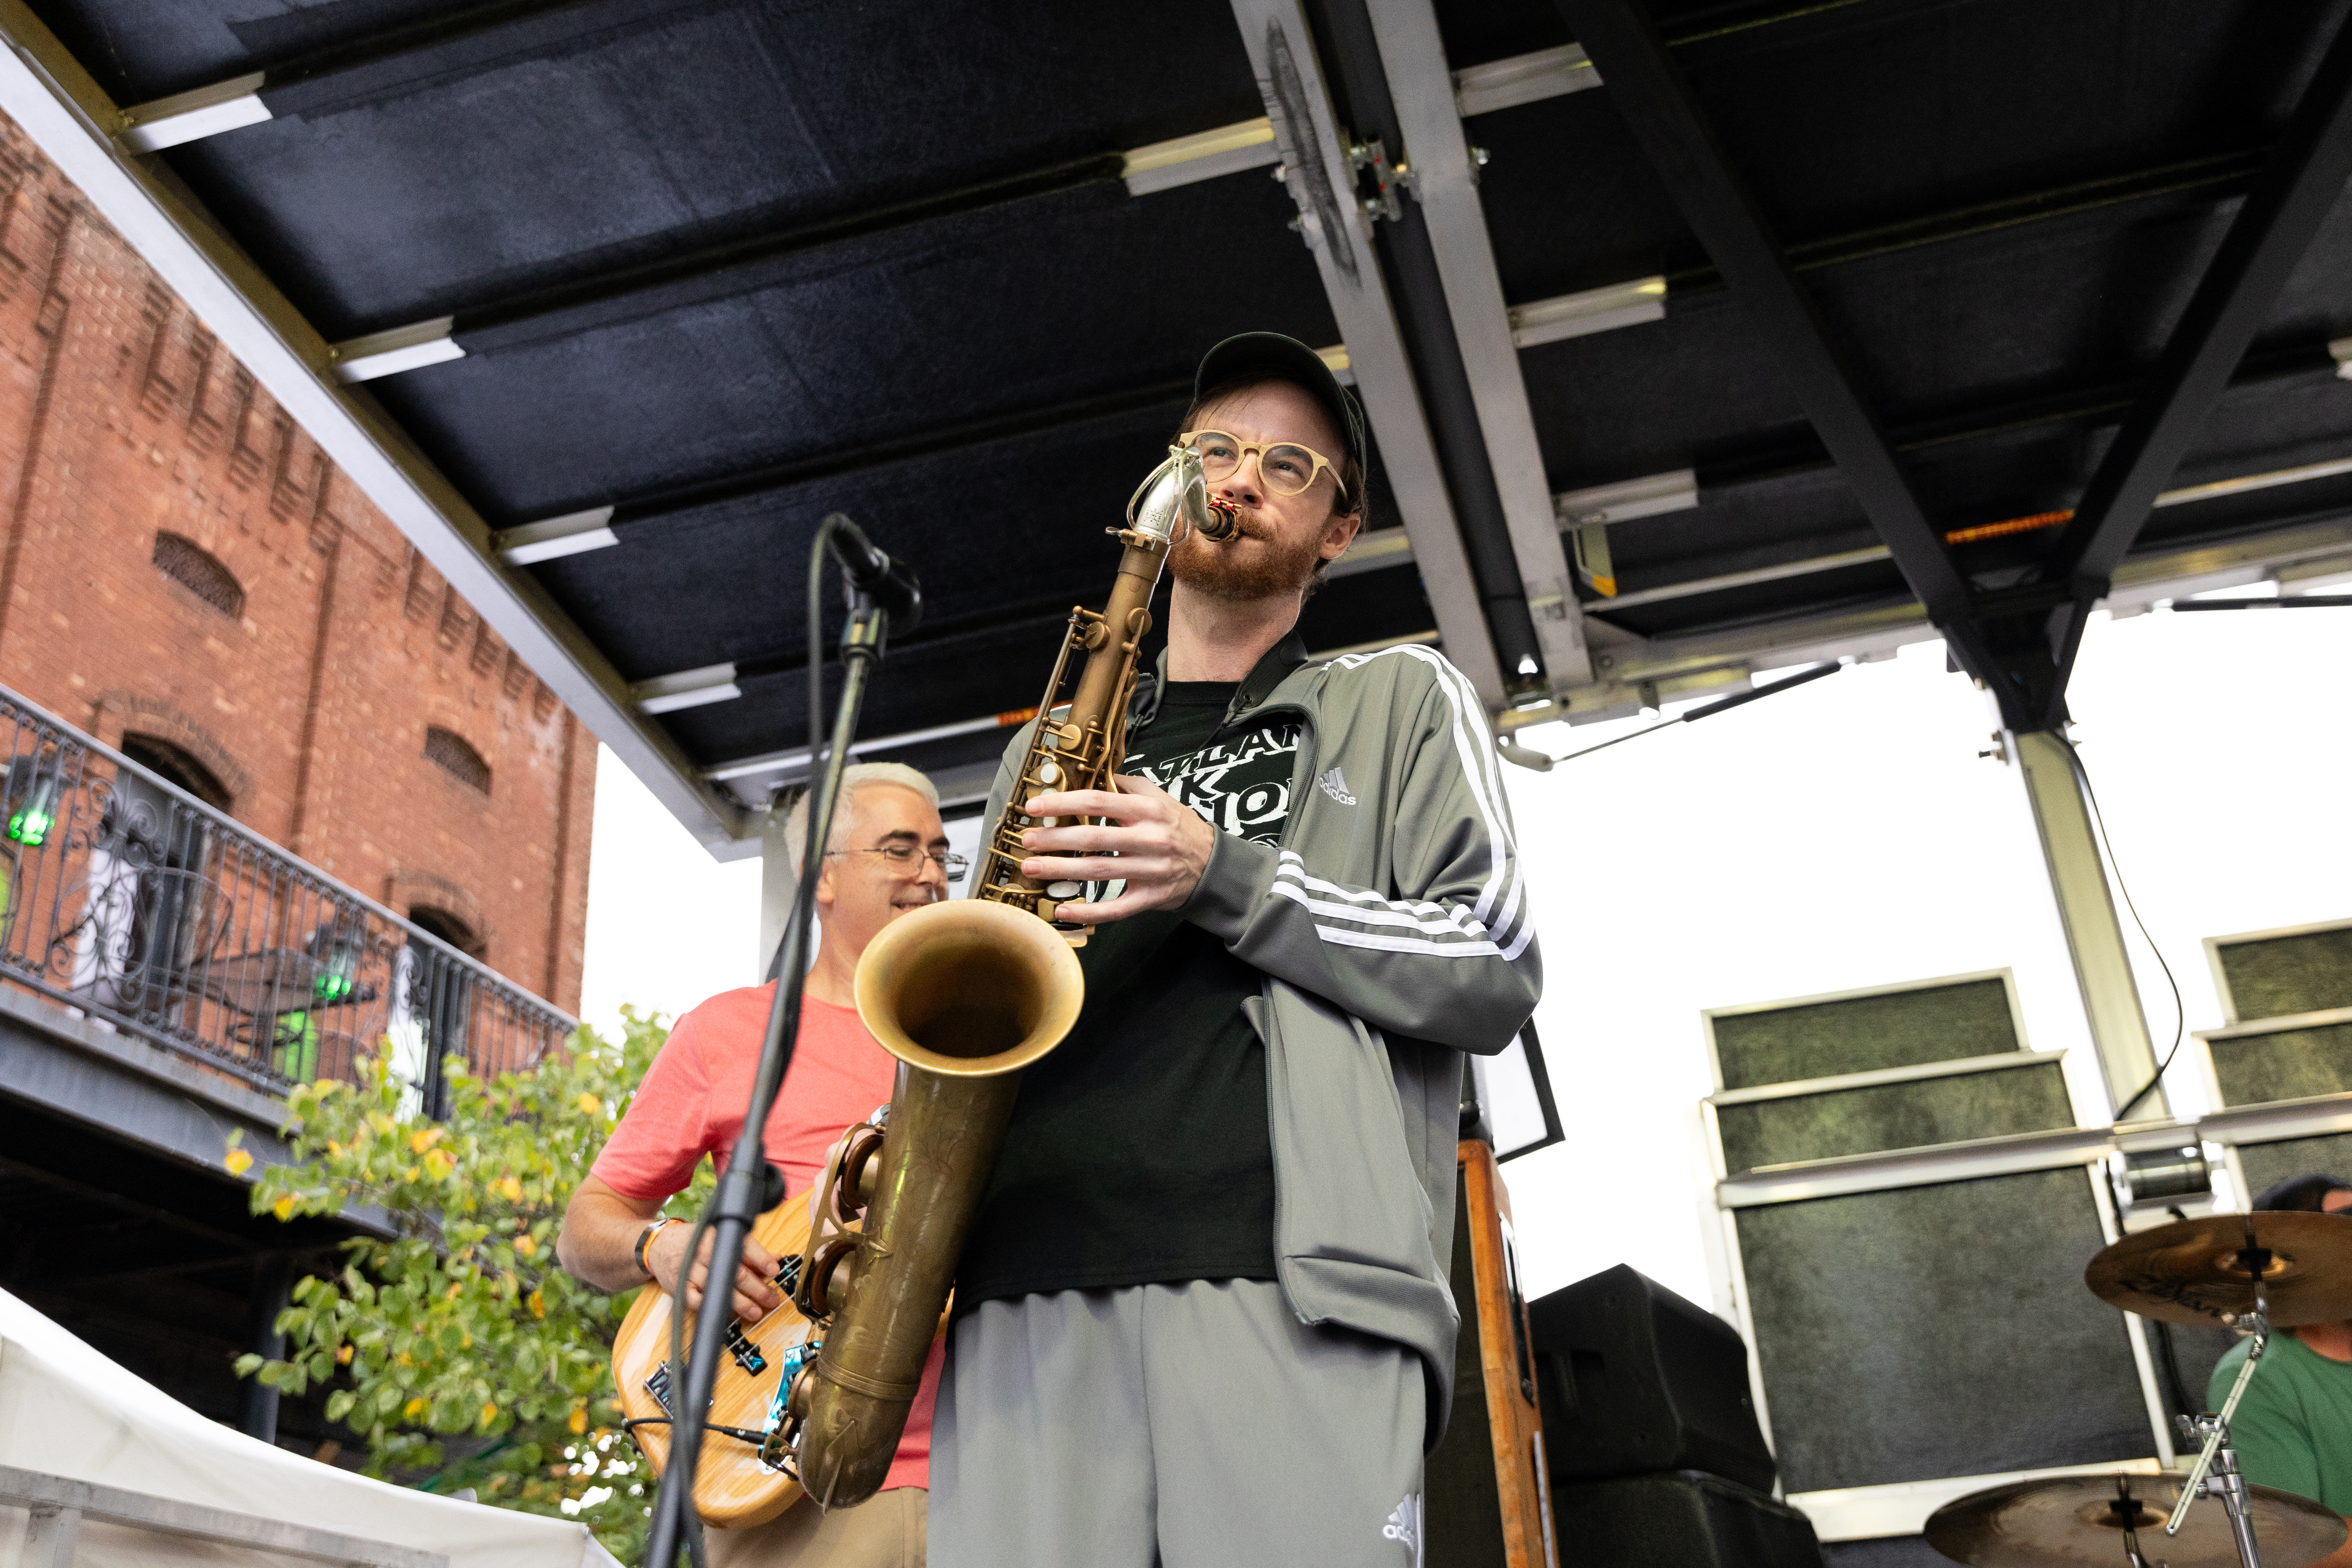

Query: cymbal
left=1926, top=1473, right=2345, bottom=1568
left=2084, top=1210, right=2352, bottom=1328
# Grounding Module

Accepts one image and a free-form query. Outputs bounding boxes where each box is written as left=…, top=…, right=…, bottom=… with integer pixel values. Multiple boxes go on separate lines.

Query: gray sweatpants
left=929, top=1280, right=1425, bottom=1568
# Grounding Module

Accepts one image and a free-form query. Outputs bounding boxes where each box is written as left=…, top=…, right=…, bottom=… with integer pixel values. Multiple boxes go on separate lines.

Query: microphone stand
left=643, top=586, right=891, bottom=1568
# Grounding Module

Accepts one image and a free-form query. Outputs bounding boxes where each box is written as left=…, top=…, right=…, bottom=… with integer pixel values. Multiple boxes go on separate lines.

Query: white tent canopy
left=0, top=1290, right=621, bottom=1568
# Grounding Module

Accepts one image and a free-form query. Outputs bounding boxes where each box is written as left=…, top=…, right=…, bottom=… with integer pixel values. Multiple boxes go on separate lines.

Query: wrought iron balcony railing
left=0, top=684, right=576, bottom=1100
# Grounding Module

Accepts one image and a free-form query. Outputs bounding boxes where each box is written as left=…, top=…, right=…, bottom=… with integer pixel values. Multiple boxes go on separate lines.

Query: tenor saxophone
left=781, top=445, right=1237, bottom=1505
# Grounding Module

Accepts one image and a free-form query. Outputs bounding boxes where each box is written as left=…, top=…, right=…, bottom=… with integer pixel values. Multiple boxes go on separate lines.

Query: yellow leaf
left=568, top=1404, right=587, bottom=1435
left=403, top=1397, right=427, bottom=1420
left=447, top=1281, right=464, bottom=1299
left=576, top=1093, right=601, bottom=1116
left=528, top=1290, right=545, bottom=1320
left=223, top=1148, right=254, bottom=1177
left=422, top=1148, right=455, bottom=1181
left=336, top=1344, right=353, bottom=1365
left=478, top=1401, right=498, bottom=1429
left=410, top=1128, right=443, bottom=1153
left=514, top=1233, right=537, bottom=1257
left=498, top=1176, right=522, bottom=1203
left=270, top=1194, right=296, bottom=1221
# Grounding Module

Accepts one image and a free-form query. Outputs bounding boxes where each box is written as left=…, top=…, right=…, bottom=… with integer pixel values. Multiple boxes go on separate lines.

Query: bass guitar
left=612, top=1190, right=818, bottom=1529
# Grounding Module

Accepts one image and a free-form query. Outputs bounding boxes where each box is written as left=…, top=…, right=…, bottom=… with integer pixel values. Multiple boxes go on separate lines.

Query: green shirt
left=2210, top=1332, right=2352, bottom=1512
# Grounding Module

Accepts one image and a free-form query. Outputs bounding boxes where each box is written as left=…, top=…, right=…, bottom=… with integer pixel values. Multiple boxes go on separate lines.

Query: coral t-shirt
left=591, top=983, right=943, bottom=1493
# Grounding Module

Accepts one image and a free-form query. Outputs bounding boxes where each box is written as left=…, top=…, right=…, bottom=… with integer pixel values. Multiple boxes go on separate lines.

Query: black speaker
left=1530, top=1264, right=1776, bottom=1493
left=1548, top=1470, right=1825, bottom=1568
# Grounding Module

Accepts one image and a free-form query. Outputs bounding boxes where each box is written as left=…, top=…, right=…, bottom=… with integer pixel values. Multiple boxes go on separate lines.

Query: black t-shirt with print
left=954, top=680, right=1298, bottom=1305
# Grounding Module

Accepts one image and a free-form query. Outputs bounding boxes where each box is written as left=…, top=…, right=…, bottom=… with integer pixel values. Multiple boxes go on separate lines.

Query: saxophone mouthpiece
left=1128, top=444, right=1240, bottom=544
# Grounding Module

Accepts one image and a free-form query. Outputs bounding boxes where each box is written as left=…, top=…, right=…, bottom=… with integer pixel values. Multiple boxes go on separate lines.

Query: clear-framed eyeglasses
left=1180, top=429, right=1349, bottom=503
left=827, top=844, right=969, bottom=878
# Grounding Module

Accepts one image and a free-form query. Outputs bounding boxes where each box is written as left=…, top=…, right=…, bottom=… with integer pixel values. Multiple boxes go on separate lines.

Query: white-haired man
left=559, top=761, right=958, bottom=1568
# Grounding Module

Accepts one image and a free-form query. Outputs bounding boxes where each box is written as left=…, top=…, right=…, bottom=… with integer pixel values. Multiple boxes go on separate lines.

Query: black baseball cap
left=1192, top=332, right=1367, bottom=512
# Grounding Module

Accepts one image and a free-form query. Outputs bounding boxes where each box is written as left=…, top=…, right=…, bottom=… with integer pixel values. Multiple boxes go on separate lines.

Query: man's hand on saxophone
left=1016, top=774, right=1217, bottom=923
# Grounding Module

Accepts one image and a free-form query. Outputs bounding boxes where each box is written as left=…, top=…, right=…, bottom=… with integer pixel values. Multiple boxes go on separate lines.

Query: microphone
left=822, top=514, right=922, bottom=632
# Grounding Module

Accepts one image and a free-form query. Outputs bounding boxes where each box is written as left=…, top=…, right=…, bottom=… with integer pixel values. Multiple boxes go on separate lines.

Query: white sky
left=578, top=598, right=2351, bottom=1316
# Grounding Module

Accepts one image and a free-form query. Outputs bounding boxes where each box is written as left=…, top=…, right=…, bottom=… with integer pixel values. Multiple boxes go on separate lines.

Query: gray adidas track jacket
left=977, top=630, right=1543, bottom=1448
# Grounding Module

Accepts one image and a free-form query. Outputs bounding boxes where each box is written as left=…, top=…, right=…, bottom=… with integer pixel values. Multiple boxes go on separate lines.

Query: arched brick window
left=423, top=726, right=491, bottom=795
left=151, top=532, right=243, bottom=619
left=408, top=905, right=483, bottom=957
left=120, top=732, right=233, bottom=810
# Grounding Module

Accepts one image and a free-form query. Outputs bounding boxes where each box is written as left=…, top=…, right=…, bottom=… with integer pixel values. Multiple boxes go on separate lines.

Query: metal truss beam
left=1311, top=0, right=1561, bottom=698
left=1367, top=0, right=1593, bottom=690
left=0, top=0, right=752, bottom=854
left=1230, top=0, right=1510, bottom=705
left=1551, top=0, right=2011, bottom=704
left=1492, top=510, right=2352, bottom=734
left=2032, top=11, right=2352, bottom=725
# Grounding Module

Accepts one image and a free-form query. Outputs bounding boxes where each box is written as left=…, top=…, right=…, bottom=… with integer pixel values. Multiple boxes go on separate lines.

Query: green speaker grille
left=1712, top=977, right=2018, bottom=1091
left=2216, top=925, right=2352, bottom=1022
left=1717, top=1061, right=2073, bottom=1173
left=2210, top=1022, right=2352, bottom=1107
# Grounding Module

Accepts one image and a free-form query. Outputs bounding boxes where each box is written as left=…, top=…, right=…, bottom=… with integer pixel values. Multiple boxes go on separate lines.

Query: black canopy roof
left=9, top=0, right=2349, bottom=847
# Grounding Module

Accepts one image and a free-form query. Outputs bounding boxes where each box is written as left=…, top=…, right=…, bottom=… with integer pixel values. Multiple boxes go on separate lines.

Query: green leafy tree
left=228, top=1007, right=701, bottom=1565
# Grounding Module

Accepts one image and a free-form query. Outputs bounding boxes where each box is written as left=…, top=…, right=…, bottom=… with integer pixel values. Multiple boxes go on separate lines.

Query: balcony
left=0, top=683, right=574, bottom=1103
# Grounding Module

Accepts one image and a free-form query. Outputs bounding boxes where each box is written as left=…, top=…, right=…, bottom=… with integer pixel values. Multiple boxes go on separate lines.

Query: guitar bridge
left=724, top=1321, right=767, bottom=1376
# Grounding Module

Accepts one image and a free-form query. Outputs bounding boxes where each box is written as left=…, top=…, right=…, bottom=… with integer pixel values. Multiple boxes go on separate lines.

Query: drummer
left=2206, top=1172, right=2352, bottom=1551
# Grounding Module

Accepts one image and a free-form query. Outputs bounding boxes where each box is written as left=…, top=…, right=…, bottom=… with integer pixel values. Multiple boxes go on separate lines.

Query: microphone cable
left=1512, top=659, right=1845, bottom=768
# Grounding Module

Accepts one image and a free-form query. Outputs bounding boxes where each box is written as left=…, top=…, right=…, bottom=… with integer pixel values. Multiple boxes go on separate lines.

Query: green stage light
left=7, top=771, right=57, bottom=847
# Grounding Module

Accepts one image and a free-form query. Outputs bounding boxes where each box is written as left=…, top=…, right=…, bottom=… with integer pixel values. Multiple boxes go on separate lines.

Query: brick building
left=0, top=111, right=594, bottom=1009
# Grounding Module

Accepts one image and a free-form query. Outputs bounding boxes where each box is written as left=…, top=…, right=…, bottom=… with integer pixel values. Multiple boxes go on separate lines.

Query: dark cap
left=1193, top=332, right=1367, bottom=511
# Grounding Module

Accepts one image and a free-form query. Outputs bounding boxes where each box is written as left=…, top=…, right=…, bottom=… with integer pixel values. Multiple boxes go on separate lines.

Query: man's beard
left=1169, top=512, right=1325, bottom=602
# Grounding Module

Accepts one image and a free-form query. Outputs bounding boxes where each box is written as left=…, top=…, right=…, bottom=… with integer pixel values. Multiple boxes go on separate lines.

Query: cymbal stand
left=2165, top=1255, right=2272, bottom=1568
left=2109, top=1476, right=2154, bottom=1568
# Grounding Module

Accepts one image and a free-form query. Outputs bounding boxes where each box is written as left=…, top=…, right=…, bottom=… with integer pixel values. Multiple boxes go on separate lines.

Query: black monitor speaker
left=1529, top=1264, right=1777, bottom=1494
left=1548, top=1471, right=1824, bottom=1568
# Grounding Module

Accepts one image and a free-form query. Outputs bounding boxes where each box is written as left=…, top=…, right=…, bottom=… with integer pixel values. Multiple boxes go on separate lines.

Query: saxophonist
left=931, top=334, right=1543, bottom=1567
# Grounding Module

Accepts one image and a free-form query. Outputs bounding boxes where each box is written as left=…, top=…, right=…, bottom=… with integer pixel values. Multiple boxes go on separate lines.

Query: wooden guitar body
left=612, top=1196, right=818, bottom=1529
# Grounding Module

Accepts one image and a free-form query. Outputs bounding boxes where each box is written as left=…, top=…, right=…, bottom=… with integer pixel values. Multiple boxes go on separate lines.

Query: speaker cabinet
left=1546, top=1470, right=1824, bottom=1568
left=1708, top=975, right=2020, bottom=1090
left=2206, top=1018, right=2352, bottom=1107
left=2210, top=919, right=2352, bottom=1022
left=1714, top=1059, right=2072, bottom=1172
left=1736, top=1166, right=2148, bottom=1493
left=1528, top=1264, right=1775, bottom=1494
left=1425, top=1140, right=1557, bottom=1568
left=2237, top=1129, right=2352, bottom=1208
